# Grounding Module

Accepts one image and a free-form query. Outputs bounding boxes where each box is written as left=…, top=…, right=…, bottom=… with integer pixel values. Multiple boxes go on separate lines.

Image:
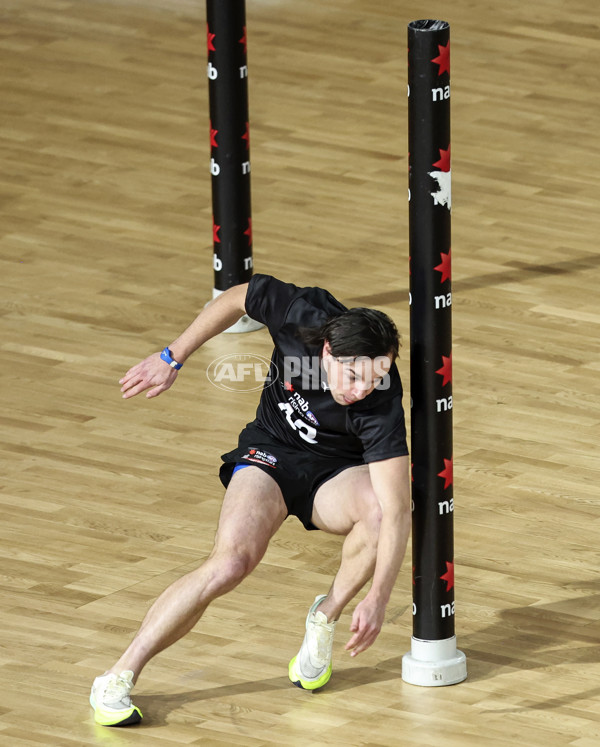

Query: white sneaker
left=288, top=595, right=336, bottom=690
left=89, top=670, right=142, bottom=726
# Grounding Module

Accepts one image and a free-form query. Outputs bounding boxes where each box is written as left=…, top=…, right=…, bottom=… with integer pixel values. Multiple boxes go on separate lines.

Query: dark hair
left=300, top=307, right=400, bottom=359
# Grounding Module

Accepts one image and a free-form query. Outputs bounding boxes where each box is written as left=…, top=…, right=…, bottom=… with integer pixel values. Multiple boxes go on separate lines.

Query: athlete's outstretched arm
left=119, top=283, right=249, bottom=399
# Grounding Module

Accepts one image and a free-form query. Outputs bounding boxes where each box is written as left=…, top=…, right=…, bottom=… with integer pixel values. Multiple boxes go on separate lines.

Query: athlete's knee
left=209, top=546, right=262, bottom=590
left=226, top=550, right=259, bottom=583
left=359, top=489, right=383, bottom=538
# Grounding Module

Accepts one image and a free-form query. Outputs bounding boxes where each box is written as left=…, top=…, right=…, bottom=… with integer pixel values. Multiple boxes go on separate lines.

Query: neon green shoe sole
left=90, top=693, right=143, bottom=727
left=288, top=655, right=332, bottom=691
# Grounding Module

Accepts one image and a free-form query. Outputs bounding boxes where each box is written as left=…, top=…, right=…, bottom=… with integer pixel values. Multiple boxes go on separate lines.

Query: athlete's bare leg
left=107, top=467, right=287, bottom=681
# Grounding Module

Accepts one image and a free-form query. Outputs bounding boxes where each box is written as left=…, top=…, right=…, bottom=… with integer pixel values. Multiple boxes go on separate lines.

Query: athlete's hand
left=345, top=597, right=385, bottom=657
left=119, top=352, right=179, bottom=399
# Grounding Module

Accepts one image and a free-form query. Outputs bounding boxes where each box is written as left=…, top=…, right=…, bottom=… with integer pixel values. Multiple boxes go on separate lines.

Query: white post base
left=402, top=636, right=467, bottom=687
left=210, top=288, right=264, bottom=334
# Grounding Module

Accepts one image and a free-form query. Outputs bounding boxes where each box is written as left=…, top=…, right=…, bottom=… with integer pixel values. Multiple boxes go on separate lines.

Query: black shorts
left=219, top=421, right=364, bottom=530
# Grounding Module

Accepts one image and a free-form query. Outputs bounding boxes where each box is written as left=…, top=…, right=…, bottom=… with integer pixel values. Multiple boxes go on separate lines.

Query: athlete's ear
left=323, top=340, right=332, bottom=357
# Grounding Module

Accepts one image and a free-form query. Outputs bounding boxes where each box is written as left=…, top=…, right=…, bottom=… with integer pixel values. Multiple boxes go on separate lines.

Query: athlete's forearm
left=344, top=488, right=410, bottom=657
left=367, top=507, right=410, bottom=606
left=168, top=283, right=249, bottom=363
left=366, top=456, right=411, bottom=605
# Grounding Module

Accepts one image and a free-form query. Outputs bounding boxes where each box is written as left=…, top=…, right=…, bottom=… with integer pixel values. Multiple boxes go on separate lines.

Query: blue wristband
left=160, top=347, right=183, bottom=370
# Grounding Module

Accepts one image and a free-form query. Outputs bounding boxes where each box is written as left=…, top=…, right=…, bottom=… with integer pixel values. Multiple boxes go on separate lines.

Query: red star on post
left=440, top=561, right=454, bottom=591
left=284, top=381, right=295, bottom=392
left=244, top=217, right=252, bottom=245
left=436, top=353, right=452, bottom=387
left=434, top=249, right=451, bottom=283
left=210, top=123, right=218, bottom=148
left=438, top=456, right=453, bottom=489
left=241, top=122, right=250, bottom=150
left=433, top=145, right=450, bottom=172
left=207, top=25, right=216, bottom=53
left=212, top=221, right=221, bottom=244
left=431, top=41, right=450, bottom=76
left=239, top=26, right=247, bottom=54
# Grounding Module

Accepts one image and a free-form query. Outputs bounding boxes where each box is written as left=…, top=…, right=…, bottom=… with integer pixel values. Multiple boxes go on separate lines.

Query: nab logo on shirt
left=206, top=353, right=278, bottom=393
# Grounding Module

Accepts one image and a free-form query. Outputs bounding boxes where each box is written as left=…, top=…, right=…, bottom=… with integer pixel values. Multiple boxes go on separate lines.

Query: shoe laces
left=307, top=611, right=335, bottom=666
left=103, top=671, right=134, bottom=705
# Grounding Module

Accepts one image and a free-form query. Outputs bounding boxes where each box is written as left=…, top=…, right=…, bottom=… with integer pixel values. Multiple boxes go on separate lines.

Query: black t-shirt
left=245, top=274, right=408, bottom=463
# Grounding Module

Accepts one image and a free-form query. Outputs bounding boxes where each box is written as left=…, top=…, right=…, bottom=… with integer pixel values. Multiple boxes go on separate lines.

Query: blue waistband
left=232, top=462, right=251, bottom=475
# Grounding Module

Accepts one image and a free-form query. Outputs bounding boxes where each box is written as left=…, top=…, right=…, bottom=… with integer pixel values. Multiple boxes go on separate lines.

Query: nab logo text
left=432, top=85, right=450, bottom=101
left=441, top=602, right=455, bottom=618
left=434, top=292, right=452, bottom=309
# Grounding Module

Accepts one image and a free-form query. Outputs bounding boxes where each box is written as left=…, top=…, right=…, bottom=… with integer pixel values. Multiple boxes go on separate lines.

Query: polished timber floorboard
left=0, top=0, right=599, bottom=744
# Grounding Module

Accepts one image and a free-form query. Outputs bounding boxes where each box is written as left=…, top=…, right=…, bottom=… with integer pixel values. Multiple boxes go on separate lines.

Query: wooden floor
left=1, top=0, right=599, bottom=744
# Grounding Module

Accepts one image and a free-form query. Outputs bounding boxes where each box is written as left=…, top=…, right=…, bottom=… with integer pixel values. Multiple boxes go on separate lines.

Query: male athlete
left=90, top=274, right=410, bottom=726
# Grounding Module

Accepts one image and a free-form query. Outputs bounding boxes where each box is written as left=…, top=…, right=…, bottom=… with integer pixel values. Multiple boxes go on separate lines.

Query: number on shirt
left=278, top=402, right=318, bottom=444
